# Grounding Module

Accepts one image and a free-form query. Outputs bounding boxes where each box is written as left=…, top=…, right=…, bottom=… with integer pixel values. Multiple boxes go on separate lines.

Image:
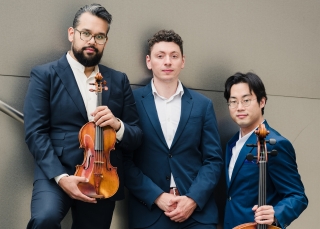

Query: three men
left=124, top=30, right=223, bottom=229
left=23, top=4, right=142, bottom=229
left=223, top=72, right=308, bottom=229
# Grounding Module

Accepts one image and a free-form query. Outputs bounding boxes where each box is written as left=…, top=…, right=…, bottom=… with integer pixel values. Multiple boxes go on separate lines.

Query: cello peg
left=266, top=138, right=277, bottom=145
left=268, top=149, right=278, bottom=156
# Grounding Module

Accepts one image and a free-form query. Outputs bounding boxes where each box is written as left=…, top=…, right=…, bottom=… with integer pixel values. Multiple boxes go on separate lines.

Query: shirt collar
left=151, top=79, right=184, bottom=100
left=66, top=52, right=99, bottom=74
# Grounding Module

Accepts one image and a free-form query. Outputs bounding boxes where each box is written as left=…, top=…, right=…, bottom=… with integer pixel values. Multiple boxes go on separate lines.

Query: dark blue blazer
left=124, top=82, right=223, bottom=228
left=224, top=121, right=308, bottom=229
left=23, top=54, right=142, bottom=200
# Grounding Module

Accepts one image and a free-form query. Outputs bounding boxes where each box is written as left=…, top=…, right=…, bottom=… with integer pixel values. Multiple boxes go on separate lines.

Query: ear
left=260, top=97, right=266, bottom=108
left=146, top=55, right=152, bottom=70
left=181, top=55, right=185, bottom=69
left=68, top=27, right=75, bottom=42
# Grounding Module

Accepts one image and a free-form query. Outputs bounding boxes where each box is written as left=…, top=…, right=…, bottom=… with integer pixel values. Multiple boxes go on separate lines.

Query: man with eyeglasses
left=23, top=4, right=142, bottom=229
left=223, top=72, right=308, bottom=229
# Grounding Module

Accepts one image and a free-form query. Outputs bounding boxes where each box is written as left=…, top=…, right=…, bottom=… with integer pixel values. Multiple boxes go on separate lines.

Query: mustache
left=82, top=46, right=99, bottom=52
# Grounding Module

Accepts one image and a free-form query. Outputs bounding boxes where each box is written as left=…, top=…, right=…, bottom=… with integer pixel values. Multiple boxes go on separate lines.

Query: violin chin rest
left=77, top=182, right=104, bottom=199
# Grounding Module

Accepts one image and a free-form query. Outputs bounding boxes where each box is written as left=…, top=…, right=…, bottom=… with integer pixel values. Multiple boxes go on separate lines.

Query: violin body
left=233, top=223, right=280, bottom=229
left=75, top=120, right=119, bottom=198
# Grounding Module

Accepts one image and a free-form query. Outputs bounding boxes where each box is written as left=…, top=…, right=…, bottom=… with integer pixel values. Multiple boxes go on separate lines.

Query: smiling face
left=228, top=82, right=266, bottom=136
left=146, top=41, right=185, bottom=84
left=68, top=12, right=109, bottom=67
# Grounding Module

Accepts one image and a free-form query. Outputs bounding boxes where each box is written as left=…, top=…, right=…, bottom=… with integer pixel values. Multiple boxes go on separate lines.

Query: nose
left=236, top=101, right=245, bottom=110
left=164, top=55, right=171, bottom=65
left=87, top=36, right=96, bottom=45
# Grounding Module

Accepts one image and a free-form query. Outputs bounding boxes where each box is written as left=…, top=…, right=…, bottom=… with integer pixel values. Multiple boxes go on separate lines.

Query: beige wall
left=0, top=0, right=319, bottom=228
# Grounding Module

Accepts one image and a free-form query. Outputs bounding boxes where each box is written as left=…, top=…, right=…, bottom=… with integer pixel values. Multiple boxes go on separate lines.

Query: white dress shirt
left=151, top=79, right=184, bottom=188
left=228, top=120, right=265, bottom=180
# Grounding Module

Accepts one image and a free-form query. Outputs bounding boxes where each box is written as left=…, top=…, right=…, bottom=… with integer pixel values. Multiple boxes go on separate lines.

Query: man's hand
left=154, top=193, right=177, bottom=212
left=91, top=106, right=121, bottom=130
left=252, top=205, right=275, bottom=225
left=164, top=196, right=197, bottom=223
left=58, top=175, right=97, bottom=203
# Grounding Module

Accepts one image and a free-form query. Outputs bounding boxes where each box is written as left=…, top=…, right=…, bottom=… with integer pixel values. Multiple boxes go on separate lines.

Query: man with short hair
left=124, top=29, right=223, bottom=229
left=24, top=4, right=142, bottom=229
left=223, top=72, right=308, bottom=229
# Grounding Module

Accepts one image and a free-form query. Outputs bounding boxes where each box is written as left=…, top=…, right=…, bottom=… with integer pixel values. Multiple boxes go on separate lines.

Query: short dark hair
left=73, top=4, right=112, bottom=34
left=224, top=72, right=267, bottom=115
left=147, top=30, right=183, bottom=55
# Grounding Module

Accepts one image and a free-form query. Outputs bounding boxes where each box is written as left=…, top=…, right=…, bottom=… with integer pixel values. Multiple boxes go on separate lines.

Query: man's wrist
left=54, top=174, right=69, bottom=184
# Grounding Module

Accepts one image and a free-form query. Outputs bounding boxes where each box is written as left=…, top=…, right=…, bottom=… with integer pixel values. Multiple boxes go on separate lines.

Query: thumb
left=74, top=175, right=89, bottom=183
left=252, top=205, right=258, bottom=211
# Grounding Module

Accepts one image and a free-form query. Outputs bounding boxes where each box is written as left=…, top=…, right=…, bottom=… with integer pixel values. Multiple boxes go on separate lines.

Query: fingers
left=91, top=106, right=120, bottom=129
left=58, top=176, right=97, bottom=203
left=253, top=205, right=275, bottom=225
left=165, top=196, right=197, bottom=223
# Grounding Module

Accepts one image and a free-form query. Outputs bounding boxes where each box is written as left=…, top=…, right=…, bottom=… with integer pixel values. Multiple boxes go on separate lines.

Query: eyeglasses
left=74, top=28, right=107, bottom=45
left=227, top=98, right=257, bottom=108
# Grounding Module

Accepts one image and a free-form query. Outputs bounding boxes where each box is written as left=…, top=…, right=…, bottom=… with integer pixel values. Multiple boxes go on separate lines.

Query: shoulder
left=184, top=87, right=210, bottom=102
left=99, top=64, right=127, bottom=79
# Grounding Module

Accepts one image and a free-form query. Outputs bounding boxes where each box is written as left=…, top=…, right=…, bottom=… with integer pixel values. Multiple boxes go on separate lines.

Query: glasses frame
left=227, top=98, right=257, bottom=109
left=74, top=28, right=108, bottom=45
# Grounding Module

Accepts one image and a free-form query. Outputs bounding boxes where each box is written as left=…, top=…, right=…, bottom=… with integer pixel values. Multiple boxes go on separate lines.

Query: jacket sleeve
left=23, top=66, right=66, bottom=180
left=268, top=138, right=308, bottom=228
left=115, top=73, right=143, bottom=151
left=185, top=100, right=224, bottom=210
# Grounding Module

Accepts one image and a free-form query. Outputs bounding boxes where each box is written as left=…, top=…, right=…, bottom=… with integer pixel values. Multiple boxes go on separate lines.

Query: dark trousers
left=135, top=213, right=217, bottom=229
left=27, top=179, right=115, bottom=229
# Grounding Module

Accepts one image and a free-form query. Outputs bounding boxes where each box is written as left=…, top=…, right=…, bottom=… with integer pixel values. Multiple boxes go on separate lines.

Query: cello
left=234, top=124, right=280, bottom=229
left=74, top=72, right=119, bottom=199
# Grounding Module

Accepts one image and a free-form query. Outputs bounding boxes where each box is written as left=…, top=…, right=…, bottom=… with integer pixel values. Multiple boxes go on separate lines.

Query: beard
left=72, top=45, right=103, bottom=67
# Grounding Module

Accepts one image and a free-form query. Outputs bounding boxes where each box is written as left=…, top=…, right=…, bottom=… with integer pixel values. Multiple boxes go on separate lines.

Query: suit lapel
left=53, top=55, right=87, bottom=121
left=171, top=87, right=193, bottom=148
left=141, top=84, right=168, bottom=148
left=99, top=65, right=111, bottom=106
left=228, top=132, right=256, bottom=189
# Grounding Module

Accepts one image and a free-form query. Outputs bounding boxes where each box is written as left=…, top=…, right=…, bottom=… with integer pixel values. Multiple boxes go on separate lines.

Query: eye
left=81, top=31, right=91, bottom=37
left=229, top=100, right=237, bottom=105
left=157, top=55, right=163, bottom=58
left=95, top=35, right=106, bottom=40
left=243, top=99, right=250, bottom=104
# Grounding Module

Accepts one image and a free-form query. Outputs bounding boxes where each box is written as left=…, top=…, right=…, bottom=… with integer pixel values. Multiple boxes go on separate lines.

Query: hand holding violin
left=58, top=175, right=97, bottom=203
left=91, top=106, right=121, bottom=131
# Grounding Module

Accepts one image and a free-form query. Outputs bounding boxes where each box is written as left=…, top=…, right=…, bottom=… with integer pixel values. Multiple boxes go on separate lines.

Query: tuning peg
left=268, top=149, right=278, bottom=156
left=246, top=153, right=256, bottom=161
left=266, top=139, right=276, bottom=145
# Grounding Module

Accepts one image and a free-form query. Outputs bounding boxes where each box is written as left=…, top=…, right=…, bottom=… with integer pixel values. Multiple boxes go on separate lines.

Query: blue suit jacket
left=224, top=121, right=308, bottom=229
left=23, top=54, right=142, bottom=200
left=124, top=82, right=223, bottom=228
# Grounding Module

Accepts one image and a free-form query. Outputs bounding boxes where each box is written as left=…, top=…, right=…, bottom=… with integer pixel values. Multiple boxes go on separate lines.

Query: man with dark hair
left=23, top=4, right=142, bottom=229
left=223, top=72, right=308, bottom=229
left=124, top=29, right=223, bottom=229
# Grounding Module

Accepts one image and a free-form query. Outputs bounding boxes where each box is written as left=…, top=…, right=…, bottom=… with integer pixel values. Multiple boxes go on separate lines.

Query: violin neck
left=95, top=92, right=103, bottom=151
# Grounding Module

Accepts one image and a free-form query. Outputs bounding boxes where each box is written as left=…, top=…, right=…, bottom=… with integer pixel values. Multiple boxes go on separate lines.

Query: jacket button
left=166, top=176, right=170, bottom=180
left=169, top=154, right=172, bottom=158
left=228, top=196, right=232, bottom=201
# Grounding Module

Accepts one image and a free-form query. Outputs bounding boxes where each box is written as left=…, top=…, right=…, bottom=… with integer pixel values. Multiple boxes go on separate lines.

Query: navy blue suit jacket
left=124, top=82, right=223, bottom=228
left=23, top=54, right=142, bottom=200
left=224, top=121, right=308, bottom=229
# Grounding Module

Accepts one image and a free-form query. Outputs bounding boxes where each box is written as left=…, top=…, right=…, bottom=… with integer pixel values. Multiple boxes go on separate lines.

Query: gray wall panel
left=0, top=0, right=318, bottom=228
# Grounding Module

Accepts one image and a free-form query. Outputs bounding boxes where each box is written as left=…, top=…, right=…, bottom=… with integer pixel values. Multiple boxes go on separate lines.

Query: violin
left=233, top=124, right=280, bottom=229
left=74, top=72, right=119, bottom=199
